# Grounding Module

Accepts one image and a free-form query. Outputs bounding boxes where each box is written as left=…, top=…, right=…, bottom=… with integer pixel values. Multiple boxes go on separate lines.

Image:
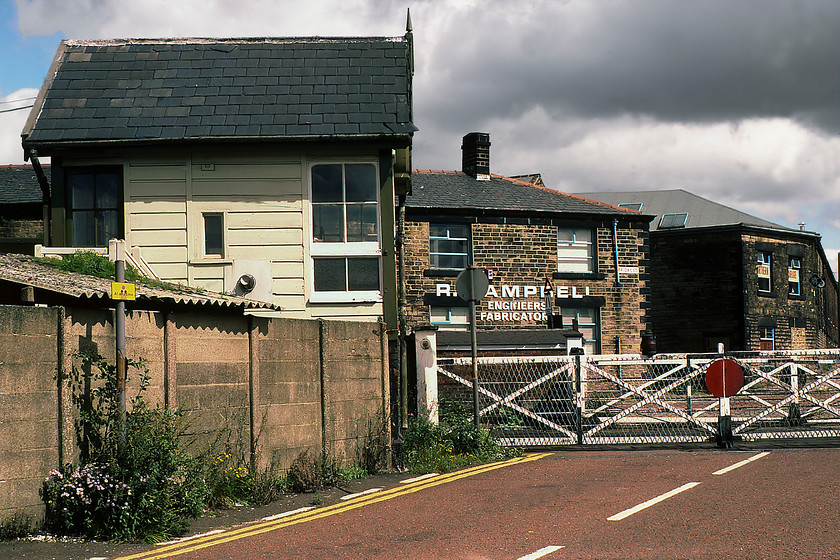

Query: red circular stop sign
left=705, top=358, right=744, bottom=398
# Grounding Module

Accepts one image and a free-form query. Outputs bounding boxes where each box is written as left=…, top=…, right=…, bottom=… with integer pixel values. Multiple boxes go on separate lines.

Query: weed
left=310, top=492, right=323, bottom=506
left=0, top=513, right=35, bottom=541
left=35, top=251, right=203, bottom=293
left=41, top=351, right=207, bottom=543
left=401, top=397, right=519, bottom=474
left=286, top=450, right=341, bottom=493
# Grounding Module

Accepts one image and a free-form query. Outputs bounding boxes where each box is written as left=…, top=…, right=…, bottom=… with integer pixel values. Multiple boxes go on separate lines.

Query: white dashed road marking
left=517, top=545, right=564, bottom=559
left=607, top=481, right=701, bottom=521
left=712, top=451, right=770, bottom=475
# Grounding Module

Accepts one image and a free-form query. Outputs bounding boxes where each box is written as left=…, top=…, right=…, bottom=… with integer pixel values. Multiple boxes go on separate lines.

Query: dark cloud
left=416, top=1, right=840, bottom=133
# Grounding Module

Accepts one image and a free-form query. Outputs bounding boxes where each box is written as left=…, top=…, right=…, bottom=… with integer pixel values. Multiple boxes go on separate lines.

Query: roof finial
left=406, top=8, right=413, bottom=33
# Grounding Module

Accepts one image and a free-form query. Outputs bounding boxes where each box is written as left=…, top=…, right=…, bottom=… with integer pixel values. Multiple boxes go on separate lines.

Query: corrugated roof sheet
left=23, top=36, right=415, bottom=150
left=407, top=171, right=645, bottom=217
left=0, top=253, right=279, bottom=311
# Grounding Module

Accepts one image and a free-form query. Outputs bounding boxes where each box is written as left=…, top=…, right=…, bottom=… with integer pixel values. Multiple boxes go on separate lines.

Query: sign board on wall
left=435, top=282, right=594, bottom=324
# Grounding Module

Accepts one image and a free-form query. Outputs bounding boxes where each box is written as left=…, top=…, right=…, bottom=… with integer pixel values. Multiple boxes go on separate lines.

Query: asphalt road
left=105, top=447, right=840, bottom=559
left=6, top=447, right=839, bottom=559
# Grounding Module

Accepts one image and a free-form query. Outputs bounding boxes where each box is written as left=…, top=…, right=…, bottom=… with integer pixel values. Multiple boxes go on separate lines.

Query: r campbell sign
left=435, top=283, right=593, bottom=322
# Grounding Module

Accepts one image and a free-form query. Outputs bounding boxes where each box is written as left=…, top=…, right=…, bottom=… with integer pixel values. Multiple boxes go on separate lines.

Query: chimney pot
left=462, top=132, right=491, bottom=180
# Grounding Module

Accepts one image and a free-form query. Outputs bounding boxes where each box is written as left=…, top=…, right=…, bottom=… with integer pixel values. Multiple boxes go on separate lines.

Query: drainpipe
left=397, top=194, right=408, bottom=432
left=28, top=149, right=51, bottom=246
left=612, top=219, right=620, bottom=285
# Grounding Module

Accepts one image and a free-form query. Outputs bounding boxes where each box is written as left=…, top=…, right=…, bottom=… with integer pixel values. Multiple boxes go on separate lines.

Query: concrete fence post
left=414, top=326, right=438, bottom=424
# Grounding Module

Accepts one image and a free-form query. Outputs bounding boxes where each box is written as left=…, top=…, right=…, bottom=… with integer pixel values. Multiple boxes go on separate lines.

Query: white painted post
left=414, top=327, right=438, bottom=424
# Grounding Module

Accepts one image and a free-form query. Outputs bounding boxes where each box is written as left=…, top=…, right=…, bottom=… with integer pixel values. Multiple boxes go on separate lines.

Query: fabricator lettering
left=434, top=283, right=593, bottom=324
left=435, top=283, right=591, bottom=299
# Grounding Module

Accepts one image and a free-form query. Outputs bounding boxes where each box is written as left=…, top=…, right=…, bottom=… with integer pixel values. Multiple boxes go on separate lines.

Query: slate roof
left=22, top=36, right=414, bottom=151
left=0, top=253, right=279, bottom=312
left=577, top=189, right=804, bottom=233
left=407, top=171, right=647, bottom=218
left=0, top=165, right=47, bottom=205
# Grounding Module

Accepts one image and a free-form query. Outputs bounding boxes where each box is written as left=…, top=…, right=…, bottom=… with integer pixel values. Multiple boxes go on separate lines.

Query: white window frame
left=557, top=228, right=594, bottom=273
left=429, top=223, right=470, bottom=270
left=561, top=306, right=599, bottom=354
left=788, top=257, right=801, bottom=296
left=202, top=211, right=226, bottom=259
left=309, top=161, right=382, bottom=303
left=757, top=251, right=772, bottom=293
left=759, top=326, right=775, bottom=350
left=430, top=305, right=470, bottom=328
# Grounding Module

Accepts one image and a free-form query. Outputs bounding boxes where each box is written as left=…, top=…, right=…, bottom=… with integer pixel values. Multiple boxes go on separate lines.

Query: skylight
left=659, top=212, right=688, bottom=228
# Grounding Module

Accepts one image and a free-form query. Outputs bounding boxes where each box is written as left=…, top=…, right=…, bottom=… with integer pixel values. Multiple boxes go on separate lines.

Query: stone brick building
left=581, top=189, right=840, bottom=352
left=402, top=133, right=653, bottom=355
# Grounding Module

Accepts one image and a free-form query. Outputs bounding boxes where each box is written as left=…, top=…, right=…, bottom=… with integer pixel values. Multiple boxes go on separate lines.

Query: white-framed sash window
left=309, top=162, right=382, bottom=303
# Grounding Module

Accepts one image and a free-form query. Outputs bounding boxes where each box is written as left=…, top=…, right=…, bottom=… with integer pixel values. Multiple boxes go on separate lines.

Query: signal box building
left=402, top=134, right=653, bottom=355
left=580, top=189, right=840, bottom=352
left=20, top=33, right=416, bottom=329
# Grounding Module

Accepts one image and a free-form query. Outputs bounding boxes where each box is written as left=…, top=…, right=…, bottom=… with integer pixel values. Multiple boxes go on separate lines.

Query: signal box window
left=67, top=168, right=121, bottom=247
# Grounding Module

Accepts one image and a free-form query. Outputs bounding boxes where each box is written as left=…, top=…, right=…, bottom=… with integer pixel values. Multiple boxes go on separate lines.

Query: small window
left=757, top=251, right=772, bottom=293
left=788, top=257, right=801, bottom=296
left=658, top=213, right=688, bottom=229
left=203, top=213, right=224, bottom=257
left=759, top=326, right=775, bottom=351
left=561, top=306, right=599, bottom=354
left=557, top=228, right=594, bottom=273
left=618, top=202, right=643, bottom=212
left=430, top=224, right=469, bottom=270
left=430, top=306, right=469, bottom=327
left=313, top=257, right=380, bottom=293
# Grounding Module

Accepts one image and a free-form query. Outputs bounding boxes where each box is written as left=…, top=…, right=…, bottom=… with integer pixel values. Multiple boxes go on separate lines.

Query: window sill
left=424, top=269, right=462, bottom=278
left=309, top=291, right=382, bottom=304
left=190, top=258, right=233, bottom=266
left=553, top=272, right=606, bottom=280
left=758, top=291, right=776, bottom=298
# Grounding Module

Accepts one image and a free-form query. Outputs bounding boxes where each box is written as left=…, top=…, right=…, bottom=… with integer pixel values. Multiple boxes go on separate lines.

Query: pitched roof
left=0, top=253, right=279, bottom=312
left=407, top=171, right=646, bottom=218
left=0, top=165, right=48, bottom=205
left=576, top=189, right=802, bottom=233
left=22, top=36, right=415, bottom=151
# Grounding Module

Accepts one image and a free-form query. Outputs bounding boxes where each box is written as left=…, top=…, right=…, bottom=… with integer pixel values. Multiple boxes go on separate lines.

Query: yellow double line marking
left=113, top=453, right=552, bottom=560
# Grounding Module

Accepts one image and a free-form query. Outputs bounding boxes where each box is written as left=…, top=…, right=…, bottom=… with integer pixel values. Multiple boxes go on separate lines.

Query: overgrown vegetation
left=35, top=250, right=201, bottom=293
left=400, top=398, right=519, bottom=474
left=40, top=350, right=208, bottom=543
left=0, top=514, right=35, bottom=541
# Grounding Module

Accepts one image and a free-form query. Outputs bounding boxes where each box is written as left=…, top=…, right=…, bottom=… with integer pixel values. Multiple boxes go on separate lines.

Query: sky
left=1, top=0, right=839, bottom=276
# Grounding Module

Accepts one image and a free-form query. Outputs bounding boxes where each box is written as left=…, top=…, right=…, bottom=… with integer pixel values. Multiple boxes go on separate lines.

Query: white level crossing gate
left=433, top=350, right=840, bottom=447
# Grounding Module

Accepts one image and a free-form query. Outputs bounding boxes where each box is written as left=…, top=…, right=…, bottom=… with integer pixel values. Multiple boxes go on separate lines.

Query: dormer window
left=659, top=212, right=688, bottom=229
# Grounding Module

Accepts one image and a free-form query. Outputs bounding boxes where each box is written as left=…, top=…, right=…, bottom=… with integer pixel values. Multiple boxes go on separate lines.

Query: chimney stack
left=462, top=132, right=491, bottom=180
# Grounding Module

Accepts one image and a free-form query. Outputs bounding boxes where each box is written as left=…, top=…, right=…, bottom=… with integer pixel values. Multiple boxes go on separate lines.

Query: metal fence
left=436, top=350, right=840, bottom=447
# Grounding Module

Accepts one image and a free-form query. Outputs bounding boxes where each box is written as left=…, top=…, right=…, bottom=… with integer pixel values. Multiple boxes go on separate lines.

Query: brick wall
left=650, top=229, right=839, bottom=352
left=404, top=217, right=650, bottom=354
left=742, top=233, right=838, bottom=350
left=650, top=230, right=744, bottom=352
